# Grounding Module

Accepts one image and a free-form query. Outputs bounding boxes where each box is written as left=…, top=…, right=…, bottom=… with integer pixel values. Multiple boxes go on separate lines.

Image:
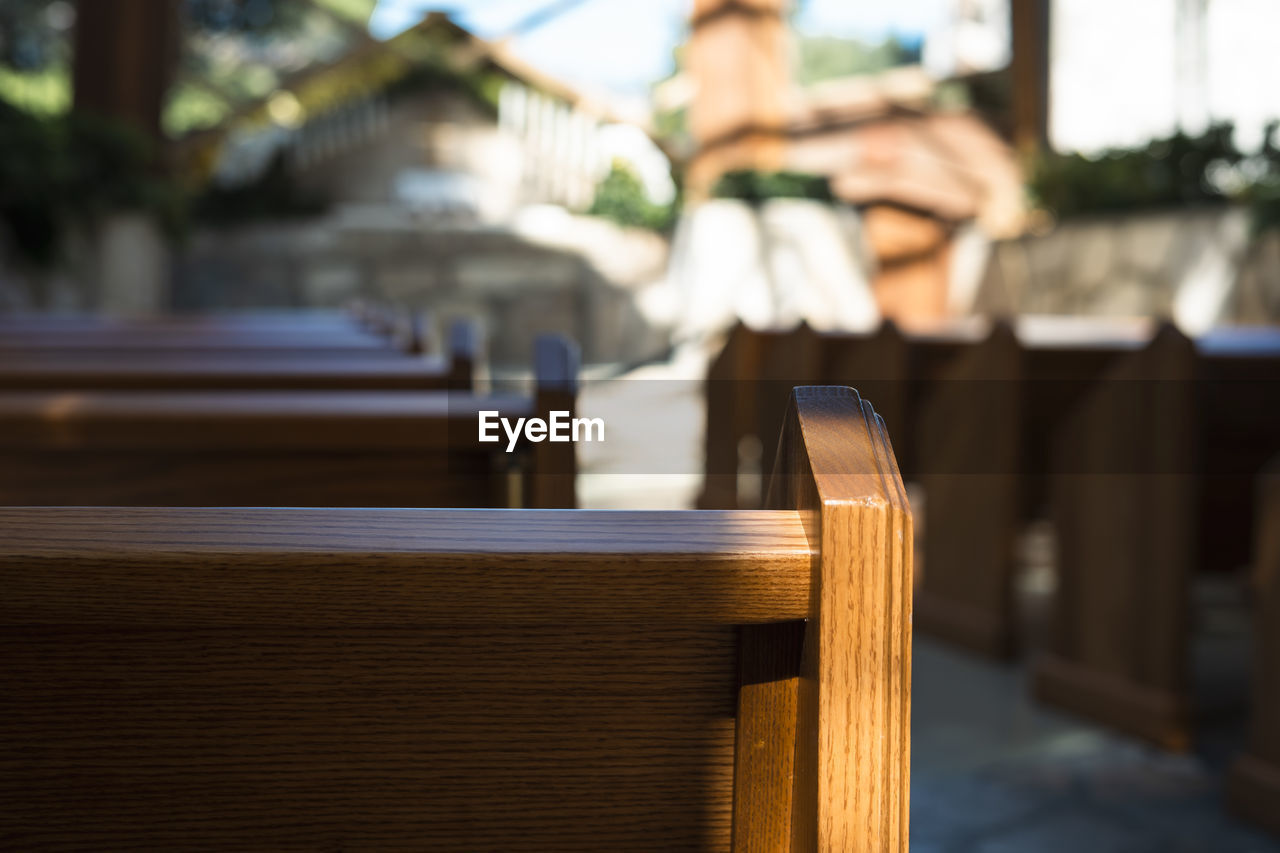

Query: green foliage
left=587, top=160, right=675, bottom=232
left=795, top=35, right=921, bottom=86
left=1031, top=122, right=1280, bottom=235
left=710, top=170, right=834, bottom=205
left=1031, top=124, right=1239, bottom=216
left=0, top=63, right=69, bottom=116
left=0, top=102, right=185, bottom=268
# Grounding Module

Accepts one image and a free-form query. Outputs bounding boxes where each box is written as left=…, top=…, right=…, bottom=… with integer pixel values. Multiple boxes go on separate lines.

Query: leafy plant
left=588, top=160, right=675, bottom=232
left=1030, top=121, right=1280, bottom=234
left=710, top=169, right=834, bottom=205
left=0, top=102, right=185, bottom=268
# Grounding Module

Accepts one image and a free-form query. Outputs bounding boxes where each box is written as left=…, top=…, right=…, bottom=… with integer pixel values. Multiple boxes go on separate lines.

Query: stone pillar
left=685, top=0, right=792, bottom=198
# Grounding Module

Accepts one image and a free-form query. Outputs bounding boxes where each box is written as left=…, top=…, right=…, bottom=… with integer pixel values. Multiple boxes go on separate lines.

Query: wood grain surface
left=737, top=386, right=913, bottom=852
left=0, top=385, right=913, bottom=851
left=0, top=508, right=811, bottom=627
left=0, top=509, right=807, bottom=848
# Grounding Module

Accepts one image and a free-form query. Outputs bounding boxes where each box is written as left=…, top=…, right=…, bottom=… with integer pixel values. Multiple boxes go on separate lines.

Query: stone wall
left=971, top=206, right=1274, bottom=332
left=170, top=208, right=671, bottom=367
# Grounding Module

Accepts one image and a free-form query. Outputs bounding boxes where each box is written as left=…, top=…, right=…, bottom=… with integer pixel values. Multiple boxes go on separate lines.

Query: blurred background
left=2, top=1, right=1280, bottom=849
left=3, top=0, right=1277, bottom=348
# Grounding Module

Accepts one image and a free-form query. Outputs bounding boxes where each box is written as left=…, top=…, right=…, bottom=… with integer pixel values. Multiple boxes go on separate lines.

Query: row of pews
left=0, top=310, right=576, bottom=508
left=700, top=316, right=1280, bottom=835
left=0, top=310, right=916, bottom=849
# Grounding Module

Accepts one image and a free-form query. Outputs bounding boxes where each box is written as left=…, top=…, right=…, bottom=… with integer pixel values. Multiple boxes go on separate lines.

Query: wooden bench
left=1036, top=325, right=1280, bottom=748
left=913, top=317, right=1149, bottom=658
left=0, top=317, right=478, bottom=392
left=0, top=335, right=577, bottom=510
left=698, top=316, right=1148, bottom=659
left=1034, top=323, right=1197, bottom=748
left=0, top=311, right=417, bottom=358
left=1227, top=456, right=1280, bottom=837
left=699, top=321, right=911, bottom=510
left=0, top=386, right=912, bottom=851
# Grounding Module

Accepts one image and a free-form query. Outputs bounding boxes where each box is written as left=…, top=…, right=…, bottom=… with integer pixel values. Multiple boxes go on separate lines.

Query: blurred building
left=194, top=11, right=670, bottom=224
left=675, top=0, right=1024, bottom=327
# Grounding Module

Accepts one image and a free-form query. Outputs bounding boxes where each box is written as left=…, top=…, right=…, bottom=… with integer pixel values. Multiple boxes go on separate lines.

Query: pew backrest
left=0, top=315, right=479, bottom=392
left=0, top=385, right=911, bottom=851
left=0, top=334, right=576, bottom=509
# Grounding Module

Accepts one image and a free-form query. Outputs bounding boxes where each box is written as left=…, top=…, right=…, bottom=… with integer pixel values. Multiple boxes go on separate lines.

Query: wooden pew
left=1196, top=327, right=1280, bottom=578
left=1227, top=457, right=1280, bottom=836
left=698, top=321, right=909, bottom=510
left=913, top=317, right=1150, bottom=658
left=0, top=317, right=478, bottom=392
left=1035, top=325, right=1280, bottom=748
left=699, top=323, right=819, bottom=510
left=1035, top=324, right=1199, bottom=748
left=913, top=322, right=1023, bottom=658
left=0, top=386, right=912, bottom=851
left=698, top=316, right=1145, bottom=659
left=0, top=335, right=577, bottom=509
left=0, top=313, right=408, bottom=358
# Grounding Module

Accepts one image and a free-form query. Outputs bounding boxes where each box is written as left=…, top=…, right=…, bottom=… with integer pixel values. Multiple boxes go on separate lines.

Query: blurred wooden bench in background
left=697, top=316, right=1150, bottom=659
left=1228, top=456, right=1280, bottom=837
left=0, top=315, right=405, bottom=357
left=699, top=320, right=912, bottom=511
left=914, top=316, right=1150, bottom=658
left=0, top=386, right=911, bottom=851
left=0, top=316, right=477, bottom=391
left=1038, top=325, right=1280, bottom=749
left=0, top=335, right=577, bottom=509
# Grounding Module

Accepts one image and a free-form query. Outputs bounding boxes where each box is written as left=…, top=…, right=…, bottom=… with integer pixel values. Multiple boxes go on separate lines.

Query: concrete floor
left=911, top=636, right=1277, bottom=852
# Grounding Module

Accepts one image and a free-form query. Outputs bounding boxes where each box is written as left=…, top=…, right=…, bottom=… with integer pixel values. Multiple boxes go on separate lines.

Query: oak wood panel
left=1227, top=459, right=1280, bottom=836
left=734, top=386, right=912, bottom=852
left=0, top=509, right=811, bottom=628
left=0, top=387, right=911, bottom=850
left=732, top=620, right=806, bottom=851
left=1, top=623, right=741, bottom=850
left=1036, top=324, right=1197, bottom=749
